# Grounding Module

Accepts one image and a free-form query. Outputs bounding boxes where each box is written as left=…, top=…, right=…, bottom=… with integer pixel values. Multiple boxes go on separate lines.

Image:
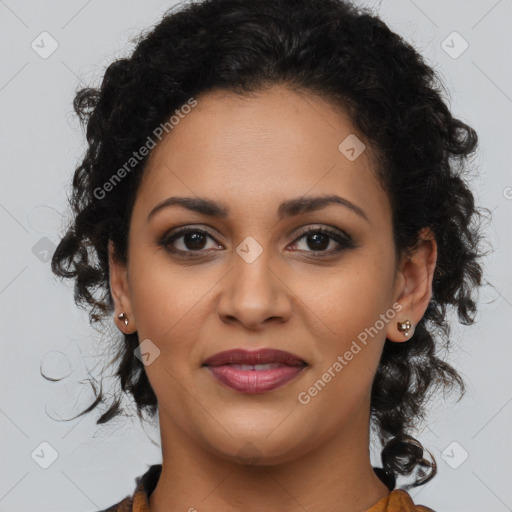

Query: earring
left=397, top=319, right=413, bottom=338
left=118, top=312, right=129, bottom=327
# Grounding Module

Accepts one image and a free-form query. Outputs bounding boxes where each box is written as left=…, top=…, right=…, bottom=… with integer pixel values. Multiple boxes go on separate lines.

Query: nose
left=217, top=250, right=292, bottom=331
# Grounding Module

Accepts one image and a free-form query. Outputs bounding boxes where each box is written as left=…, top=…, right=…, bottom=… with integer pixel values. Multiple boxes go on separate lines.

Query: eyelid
left=159, top=223, right=355, bottom=257
left=291, top=223, right=350, bottom=240
left=159, top=225, right=222, bottom=250
left=288, top=225, right=356, bottom=254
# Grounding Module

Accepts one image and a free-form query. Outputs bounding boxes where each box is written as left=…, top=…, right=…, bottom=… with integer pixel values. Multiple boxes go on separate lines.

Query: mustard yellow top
left=98, top=464, right=435, bottom=512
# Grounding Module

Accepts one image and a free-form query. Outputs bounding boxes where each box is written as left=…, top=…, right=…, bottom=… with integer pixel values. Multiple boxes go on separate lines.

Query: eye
left=158, top=225, right=356, bottom=259
left=159, top=227, right=222, bottom=256
left=288, top=226, right=355, bottom=257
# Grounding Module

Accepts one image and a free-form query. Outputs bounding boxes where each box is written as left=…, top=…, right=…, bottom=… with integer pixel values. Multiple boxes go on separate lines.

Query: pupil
left=181, top=232, right=330, bottom=251
left=184, top=232, right=206, bottom=250
left=308, top=233, right=329, bottom=251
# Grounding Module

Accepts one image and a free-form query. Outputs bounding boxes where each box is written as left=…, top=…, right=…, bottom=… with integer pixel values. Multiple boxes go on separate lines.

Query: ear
left=108, top=240, right=137, bottom=334
left=386, top=228, right=437, bottom=342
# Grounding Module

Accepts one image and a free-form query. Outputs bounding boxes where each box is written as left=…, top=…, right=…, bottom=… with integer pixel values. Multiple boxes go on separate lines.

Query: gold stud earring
left=118, top=312, right=129, bottom=327
left=397, top=319, right=413, bottom=337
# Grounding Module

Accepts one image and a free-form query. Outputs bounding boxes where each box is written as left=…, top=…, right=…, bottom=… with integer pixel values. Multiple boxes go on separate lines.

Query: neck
left=149, top=406, right=389, bottom=512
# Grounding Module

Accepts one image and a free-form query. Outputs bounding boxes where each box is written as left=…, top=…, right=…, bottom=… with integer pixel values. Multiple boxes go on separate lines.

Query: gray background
left=1, top=0, right=511, bottom=511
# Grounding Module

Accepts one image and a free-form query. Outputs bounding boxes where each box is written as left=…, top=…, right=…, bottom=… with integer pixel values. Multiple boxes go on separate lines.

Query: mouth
left=202, top=348, right=308, bottom=394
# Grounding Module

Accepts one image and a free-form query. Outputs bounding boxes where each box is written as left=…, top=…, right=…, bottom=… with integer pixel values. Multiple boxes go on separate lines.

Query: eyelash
left=158, top=225, right=356, bottom=259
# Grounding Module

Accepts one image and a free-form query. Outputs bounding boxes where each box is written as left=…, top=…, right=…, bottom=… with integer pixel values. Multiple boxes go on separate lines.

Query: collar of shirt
left=99, top=464, right=435, bottom=512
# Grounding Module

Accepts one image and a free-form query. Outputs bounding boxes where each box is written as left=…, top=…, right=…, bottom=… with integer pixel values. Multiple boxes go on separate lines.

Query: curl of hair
left=50, top=0, right=489, bottom=488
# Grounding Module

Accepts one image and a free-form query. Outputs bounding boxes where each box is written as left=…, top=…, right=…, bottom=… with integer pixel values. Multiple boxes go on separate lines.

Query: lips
left=202, top=349, right=307, bottom=393
left=203, top=348, right=306, bottom=367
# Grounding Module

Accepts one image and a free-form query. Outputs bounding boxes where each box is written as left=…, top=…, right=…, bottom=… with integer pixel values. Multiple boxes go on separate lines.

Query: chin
left=203, top=425, right=313, bottom=467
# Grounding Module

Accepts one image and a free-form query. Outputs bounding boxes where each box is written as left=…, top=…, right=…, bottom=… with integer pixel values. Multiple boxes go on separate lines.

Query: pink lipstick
left=202, top=348, right=307, bottom=393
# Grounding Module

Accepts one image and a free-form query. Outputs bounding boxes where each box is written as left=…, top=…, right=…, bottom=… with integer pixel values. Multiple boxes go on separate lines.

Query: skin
left=108, top=84, right=437, bottom=512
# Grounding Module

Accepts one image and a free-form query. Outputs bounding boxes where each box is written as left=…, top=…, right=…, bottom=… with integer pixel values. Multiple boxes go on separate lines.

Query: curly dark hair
left=50, top=0, right=489, bottom=490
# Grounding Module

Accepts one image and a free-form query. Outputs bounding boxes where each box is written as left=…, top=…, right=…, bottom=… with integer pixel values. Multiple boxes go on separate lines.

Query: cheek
left=128, top=250, right=213, bottom=341
left=127, top=257, right=213, bottom=418
left=292, top=252, right=394, bottom=405
left=127, top=254, right=228, bottom=404
left=292, top=250, right=395, bottom=344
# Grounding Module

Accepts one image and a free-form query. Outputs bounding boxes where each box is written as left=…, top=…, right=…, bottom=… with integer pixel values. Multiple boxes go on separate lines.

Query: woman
left=51, top=0, right=486, bottom=510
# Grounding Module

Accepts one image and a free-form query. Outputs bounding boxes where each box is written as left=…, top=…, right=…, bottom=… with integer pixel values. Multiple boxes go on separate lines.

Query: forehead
left=134, top=85, right=390, bottom=226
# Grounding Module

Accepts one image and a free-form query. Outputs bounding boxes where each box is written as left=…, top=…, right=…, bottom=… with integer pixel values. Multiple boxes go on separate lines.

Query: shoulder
left=94, top=495, right=133, bottom=512
left=388, top=489, right=436, bottom=512
left=92, top=463, right=162, bottom=512
left=366, top=489, right=437, bottom=512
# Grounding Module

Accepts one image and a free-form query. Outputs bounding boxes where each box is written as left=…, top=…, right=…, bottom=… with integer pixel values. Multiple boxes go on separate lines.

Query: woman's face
left=111, top=84, right=411, bottom=464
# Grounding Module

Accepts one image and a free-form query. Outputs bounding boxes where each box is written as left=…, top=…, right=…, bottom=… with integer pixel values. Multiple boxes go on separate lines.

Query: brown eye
left=158, top=225, right=356, bottom=259
left=289, top=227, right=355, bottom=257
left=180, top=231, right=208, bottom=250
left=159, top=228, right=222, bottom=255
left=302, top=232, right=331, bottom=251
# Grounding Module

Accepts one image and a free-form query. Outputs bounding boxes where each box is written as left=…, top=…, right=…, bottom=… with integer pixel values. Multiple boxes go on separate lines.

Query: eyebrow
left=146, top=194, right=369, bottom=223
